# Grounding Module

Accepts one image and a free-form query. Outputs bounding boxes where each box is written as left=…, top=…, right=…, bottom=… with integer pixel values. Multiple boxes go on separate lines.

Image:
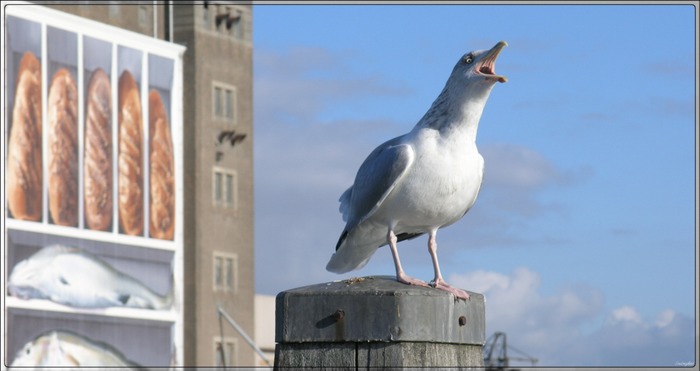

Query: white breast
left=375, top=130, right=484, bottom=232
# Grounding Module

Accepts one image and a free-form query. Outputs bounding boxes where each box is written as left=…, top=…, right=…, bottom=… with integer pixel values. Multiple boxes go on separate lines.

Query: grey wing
left=338, top=187, right=353, bottom=222
left=341, top=137, right=415, bottom=230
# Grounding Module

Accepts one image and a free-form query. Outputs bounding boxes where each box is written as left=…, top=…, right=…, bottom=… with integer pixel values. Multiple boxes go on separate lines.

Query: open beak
left=476, top=40, right=508, bottom=83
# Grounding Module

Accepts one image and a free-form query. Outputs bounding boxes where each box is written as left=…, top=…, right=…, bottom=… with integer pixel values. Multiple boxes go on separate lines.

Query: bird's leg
left=388, top=229, right=430, bottom=287
left=428, top=230, right=470, bottom=300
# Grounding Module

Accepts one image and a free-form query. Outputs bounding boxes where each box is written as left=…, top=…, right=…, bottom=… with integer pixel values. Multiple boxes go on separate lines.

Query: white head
left=419, top=41, right=508, bottom=135
left=446, top=40, right=508, bottom=100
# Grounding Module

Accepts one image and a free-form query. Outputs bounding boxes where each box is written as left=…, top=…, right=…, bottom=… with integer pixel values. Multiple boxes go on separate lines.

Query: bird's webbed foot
left=396, top=272, right=431, bottom=288
left=431, top=278, right=470, bottom=301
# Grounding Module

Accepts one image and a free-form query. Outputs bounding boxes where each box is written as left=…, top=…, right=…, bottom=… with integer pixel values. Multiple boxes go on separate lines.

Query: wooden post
left=274, top=276, right=485, bottom=370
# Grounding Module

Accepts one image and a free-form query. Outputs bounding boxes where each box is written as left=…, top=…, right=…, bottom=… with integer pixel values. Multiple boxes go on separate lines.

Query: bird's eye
left=464, top=55, right=473, bottom=64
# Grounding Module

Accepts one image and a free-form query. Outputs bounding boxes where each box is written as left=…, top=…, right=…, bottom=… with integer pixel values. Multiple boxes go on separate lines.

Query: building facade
left=35, top=2, right=255, bottom=367
left=173, top=2, right=255, bottom=367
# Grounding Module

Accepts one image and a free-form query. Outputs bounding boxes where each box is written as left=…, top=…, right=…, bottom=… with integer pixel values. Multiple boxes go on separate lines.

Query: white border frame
left=2, top=2, right=186, bottom=367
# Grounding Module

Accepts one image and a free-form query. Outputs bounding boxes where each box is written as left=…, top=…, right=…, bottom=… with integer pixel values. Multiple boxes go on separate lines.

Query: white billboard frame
left=2, top=2, right=186, bottom=367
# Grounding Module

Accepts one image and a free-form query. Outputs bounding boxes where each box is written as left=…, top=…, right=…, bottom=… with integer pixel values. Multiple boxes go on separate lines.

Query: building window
left=212, top=167, right=237, bottom=209
left=214, top=337, right=237, bottom=367
left=229, top=11, right=242, bottom=39
left=138, top=5, right=149, bottom=27
left=213, top=252, right=238, bottom=292
left=203, top=3, right=210, bottom=28
left=213, top=82, right=236, bottom=122
left=224, top=89, right=233, bottom=119
left=214, top=86, right=222, bottom=117
left=108, top=2, right=121, bottom=18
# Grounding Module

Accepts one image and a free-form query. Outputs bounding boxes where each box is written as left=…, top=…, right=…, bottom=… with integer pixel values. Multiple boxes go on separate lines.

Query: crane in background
left=483, top=331, right=538, bottom=371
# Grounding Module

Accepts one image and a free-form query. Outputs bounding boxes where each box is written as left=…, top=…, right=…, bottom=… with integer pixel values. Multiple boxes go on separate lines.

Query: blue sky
left=252, top=4, right=697, bottom=366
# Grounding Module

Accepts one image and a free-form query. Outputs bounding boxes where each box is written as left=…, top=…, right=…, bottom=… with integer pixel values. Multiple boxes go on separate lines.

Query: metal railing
left=217, top=305, right=272, bottom=367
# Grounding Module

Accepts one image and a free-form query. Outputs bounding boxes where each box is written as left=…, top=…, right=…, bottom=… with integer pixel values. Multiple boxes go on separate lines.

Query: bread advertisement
left=117, top=68, right=144, bottom=236
left=5, top=19, right=177, bottom=241
left=4, top=6, right=184, bottom=368
left=148, top=54, right=176, bottom=240
left=47, top=67, right=79, bottom=226
left=84, top=68, right=113, bottom=231
left=6, top=16, right=43, bottom=221
left=7, top=51, right=43, bottom=222
left=84, top=36, right=114, bottom=232
left=148, top=90, right=175, bottom=240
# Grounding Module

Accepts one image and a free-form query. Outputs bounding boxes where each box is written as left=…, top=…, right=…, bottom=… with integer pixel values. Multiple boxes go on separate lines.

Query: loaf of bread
left=47, top=68, right=79, bottom=227
left=118, top=70, right=143, bottom=236
left=84, top=68, right=113, bottom=231
left=7, top=51, right=43, bottom=221
left=148, top=90, right=175, bottom=240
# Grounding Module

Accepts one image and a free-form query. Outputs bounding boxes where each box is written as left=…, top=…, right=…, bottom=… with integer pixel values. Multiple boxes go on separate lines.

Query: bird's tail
left=326, top=224, right=386, bottom=274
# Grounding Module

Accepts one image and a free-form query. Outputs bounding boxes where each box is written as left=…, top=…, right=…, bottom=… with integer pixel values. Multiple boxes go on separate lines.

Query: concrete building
left=255, top=294, right=277, bottom=366
left=35, top=2, right=255, bottom=367
left=173, top=2, right=255, bottom=367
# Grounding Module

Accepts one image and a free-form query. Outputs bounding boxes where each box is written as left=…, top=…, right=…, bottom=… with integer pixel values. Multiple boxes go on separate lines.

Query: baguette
left=84, top=68, right=113, bottom=231
left=148, top=90, right=175, bottom=240
left=47, top=68, right=79, bottom=226
left=7, top=51, right=42, bottom=221
left=117, top=70, right=143, bottom=236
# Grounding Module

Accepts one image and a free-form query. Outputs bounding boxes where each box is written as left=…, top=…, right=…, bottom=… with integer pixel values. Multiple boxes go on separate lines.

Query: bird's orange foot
left=432, top=278, right=470, bottom=300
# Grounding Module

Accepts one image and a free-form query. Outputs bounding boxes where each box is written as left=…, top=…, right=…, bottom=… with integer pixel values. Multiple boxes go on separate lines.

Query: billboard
left=2, top=3, right=185, bottom=367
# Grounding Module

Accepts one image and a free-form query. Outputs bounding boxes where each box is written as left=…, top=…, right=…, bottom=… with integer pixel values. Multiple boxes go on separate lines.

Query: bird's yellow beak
left=476, top=41, right=508, bottom=83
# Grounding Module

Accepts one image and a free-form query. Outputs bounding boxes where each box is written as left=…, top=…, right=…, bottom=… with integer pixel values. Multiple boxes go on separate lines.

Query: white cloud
left=448, top=267, right=696, bottom=367
left=481, top=142, right=592, bottom=193
left=451, top=268, right=603, bottom=341
left=475, top=143, right=592, bottom=221
left=481, top=143, right=563, bottom=190
left=582, top=305, right=696, bottom=366
left=655, top=309, right=675, bottom=328
left=609, top=305, right=644, bottom=325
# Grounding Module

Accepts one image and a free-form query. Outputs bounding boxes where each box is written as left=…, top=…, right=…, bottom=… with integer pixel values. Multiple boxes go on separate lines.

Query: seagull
left=326, top=41, right=508, bottom=300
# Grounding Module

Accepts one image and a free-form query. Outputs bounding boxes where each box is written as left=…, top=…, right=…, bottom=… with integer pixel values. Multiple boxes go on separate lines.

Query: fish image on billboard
left=11, top=330, right=141, bottom=368
left=8, top=244, right=172, bottom=310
